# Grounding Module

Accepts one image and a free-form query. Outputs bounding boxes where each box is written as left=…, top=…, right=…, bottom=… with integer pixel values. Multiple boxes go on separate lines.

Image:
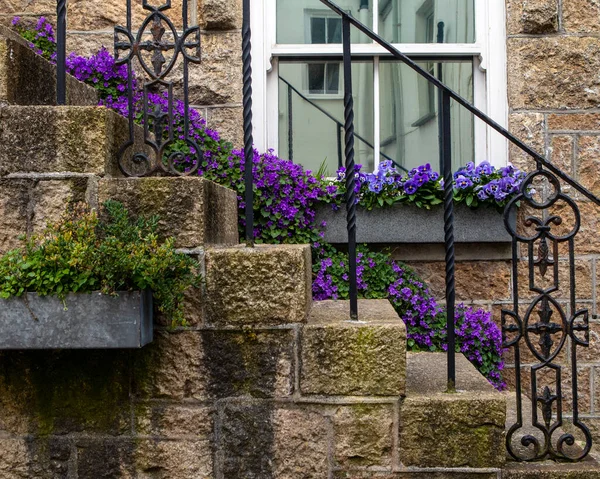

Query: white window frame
left=250, top=0, right=508, bottom=169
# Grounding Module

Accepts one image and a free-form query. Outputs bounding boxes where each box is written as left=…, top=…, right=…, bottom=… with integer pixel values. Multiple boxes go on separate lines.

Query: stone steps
left=0, top=105, right=128, bottom=178
left=503, top=459, right=600, bottom=478
left=0, top=25, right=97, bottom=106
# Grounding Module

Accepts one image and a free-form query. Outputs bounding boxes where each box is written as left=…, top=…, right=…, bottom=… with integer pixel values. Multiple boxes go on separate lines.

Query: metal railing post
left=440, top=90, right=456, bottom=391
left=342, top=16, right=358, bottom=321
left=56, top=0, right=67, bottom=105
left=242, top=0, right=255, bottom=247
left=287, top=84, right=293, bottom=161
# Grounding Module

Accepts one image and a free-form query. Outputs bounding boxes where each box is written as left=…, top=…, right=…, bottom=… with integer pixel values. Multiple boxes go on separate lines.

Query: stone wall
left=0, top=0, right=243, bottom=147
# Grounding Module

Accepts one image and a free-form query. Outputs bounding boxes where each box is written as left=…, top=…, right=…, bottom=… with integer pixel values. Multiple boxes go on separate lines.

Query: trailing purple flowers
left=313, top=244, right=506, bottom=390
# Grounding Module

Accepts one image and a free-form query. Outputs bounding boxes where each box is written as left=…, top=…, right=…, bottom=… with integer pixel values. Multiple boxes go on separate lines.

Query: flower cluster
left=66, top=47, right=132, bottom=101
left=325, top=159, right=524, bottom=211
left=453, top=161, right=526, bottom=208
left=313, top=244, right=506, bottom=390
left=11, top=16, right=57, bottom=62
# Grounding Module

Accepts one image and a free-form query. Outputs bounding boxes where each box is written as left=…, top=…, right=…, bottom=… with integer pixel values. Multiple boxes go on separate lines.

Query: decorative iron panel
left=114, top=0, right=201, bottom=177
left=503, top=168, right=592, bottom=462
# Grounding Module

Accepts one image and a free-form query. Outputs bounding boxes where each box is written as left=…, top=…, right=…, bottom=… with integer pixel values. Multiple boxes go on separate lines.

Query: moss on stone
left=0, top=350, right=131, bottom=436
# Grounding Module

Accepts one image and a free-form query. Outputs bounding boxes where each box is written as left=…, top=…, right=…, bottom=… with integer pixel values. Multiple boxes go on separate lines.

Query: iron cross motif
left=527, top=297, right=563, bottom=359
left=137, top=15, right=176, bottom=77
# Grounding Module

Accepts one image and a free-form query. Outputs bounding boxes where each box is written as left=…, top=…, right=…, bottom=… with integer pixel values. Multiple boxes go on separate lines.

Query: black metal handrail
left=279, top=76, right=408, bottom=172
left=319, top=0, right=596, bottom=462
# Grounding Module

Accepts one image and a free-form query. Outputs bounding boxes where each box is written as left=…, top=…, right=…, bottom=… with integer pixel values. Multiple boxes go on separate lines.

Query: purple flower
left=404, top=180, right=418, bottom=195
left=455, top=175, right=473, bottom=189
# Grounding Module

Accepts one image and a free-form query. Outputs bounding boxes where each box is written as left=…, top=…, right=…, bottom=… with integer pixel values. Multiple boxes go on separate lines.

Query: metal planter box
left=315, top=204, right=515, bottom=244
left=0, top=290, right=153, bottom=350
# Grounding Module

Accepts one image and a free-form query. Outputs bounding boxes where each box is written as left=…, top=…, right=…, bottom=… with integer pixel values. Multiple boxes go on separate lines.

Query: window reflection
left=278, top=61, right=375, bottom=175
left=379, top=61, right=474, bottom=172
left=379, top=0, right=474, bottom=44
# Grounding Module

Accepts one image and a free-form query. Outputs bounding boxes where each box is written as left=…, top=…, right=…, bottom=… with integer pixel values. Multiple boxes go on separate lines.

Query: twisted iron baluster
left=342, top=16, right=358, bottom=320
left=440, top=91, right=456, bottom=390
left=56, top=0, right=67, bottom=105
left=242, top=0, right=254, bottom=247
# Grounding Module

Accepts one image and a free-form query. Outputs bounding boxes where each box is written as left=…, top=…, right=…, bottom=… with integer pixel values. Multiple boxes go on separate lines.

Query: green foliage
left=0, top=202, right=200, bottom=327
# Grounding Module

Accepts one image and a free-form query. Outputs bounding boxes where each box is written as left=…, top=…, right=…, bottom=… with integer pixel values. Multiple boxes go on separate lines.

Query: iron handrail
left=319, top=0, right=600, bottom=207
left=318, top=0, right=600, bottom=405
left=279, top=75, right=408, bottom=172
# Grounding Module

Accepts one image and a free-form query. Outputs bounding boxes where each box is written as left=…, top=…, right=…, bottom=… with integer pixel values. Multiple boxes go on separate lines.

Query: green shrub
left=0, top=201, right=201, bottom=327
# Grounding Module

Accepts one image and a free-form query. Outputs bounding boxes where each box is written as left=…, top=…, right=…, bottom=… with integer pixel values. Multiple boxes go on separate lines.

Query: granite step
left=398, top=352, right=507, bottom=470
left=0, top=25, right=97, bottom=106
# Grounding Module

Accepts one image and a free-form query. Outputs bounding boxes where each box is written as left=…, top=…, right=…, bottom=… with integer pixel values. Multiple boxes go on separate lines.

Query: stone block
left=75, top=438, right=136, bottom=479
left=399, top=353, right=506, bottom=468
left=0, top=25, right=98, bottom=106
left=0, top=349, right=131, bottom=436
left=135, top=404, right=213, bottom=438
left=410, top=260, right=511, bottom=302
left=98, top=177, right=238, bottom=248
left=509, top=112, right=546, bottom=172
left=577, top=136, right=600, bottom=196
left=550, top=135, right=575, bottom=177
left=0, top=106, right=129, bottom=176
left=133, top=329, right=294, bottom=400
left=548, top=113, right=600, bottom=131
left=0, top=437, right=73, bottom=479
left=507, top=37, right=600, bottom=110
left=332, top=404, right=394, bottom=468
left=132, top=439, right=213, bottom=479
left=188, top=32, right=242, bottom=105
left=503, top=459, right=600, bottom=478
left=300, top=300, right=406, bottom=396
left=206, top=105, right=243, bottom=148
left=0, top=178, right=29, bottom=253
left=199, top=0, right=242, bottom=30
left=205, top=244, right=312, bottom=326
left=218, top=401, right=329, bottom=478
left=506, top=0, right=559, bottom=35
left=333, top=472, right=498, bottom=479
left=31, top=178, right=91, bottom=235
left=563, top=0, right=600, bottom=34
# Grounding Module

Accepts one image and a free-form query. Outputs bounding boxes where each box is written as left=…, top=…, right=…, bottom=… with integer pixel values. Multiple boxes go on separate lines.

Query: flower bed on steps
left=11, top=16, right=520, bottom=389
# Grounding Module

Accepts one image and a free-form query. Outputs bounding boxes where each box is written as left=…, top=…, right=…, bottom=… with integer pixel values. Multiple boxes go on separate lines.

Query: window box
left=0, top=290, right=153, bottom=350
left=315, top=203, right=514, bottom=245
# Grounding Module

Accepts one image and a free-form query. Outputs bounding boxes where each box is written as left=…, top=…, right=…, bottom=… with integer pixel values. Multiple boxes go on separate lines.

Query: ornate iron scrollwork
left=114, top=0, right=201, bottom=177
left=503, top=169, right=592, bottom=462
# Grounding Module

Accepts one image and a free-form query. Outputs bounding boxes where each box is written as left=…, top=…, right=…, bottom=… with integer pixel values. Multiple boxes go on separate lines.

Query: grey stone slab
left=0, top=291, right=153, bottom=349
left=316, top=204, right=514, bottom=244
left=0, top=25, right=98, bottom=106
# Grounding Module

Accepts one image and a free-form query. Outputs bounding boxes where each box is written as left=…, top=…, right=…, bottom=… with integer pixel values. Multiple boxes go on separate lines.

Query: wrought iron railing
left=318, top=0, right=600, bottom=462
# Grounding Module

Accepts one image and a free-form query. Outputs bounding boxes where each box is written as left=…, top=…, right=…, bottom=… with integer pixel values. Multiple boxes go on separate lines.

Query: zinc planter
left=0, top=290, right=153, bottom=350
left=315, top=203, right=515, bottom=244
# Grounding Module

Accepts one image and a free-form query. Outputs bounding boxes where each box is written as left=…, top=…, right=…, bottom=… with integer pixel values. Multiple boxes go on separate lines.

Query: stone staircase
left=0, top=22, right=599, bottom=479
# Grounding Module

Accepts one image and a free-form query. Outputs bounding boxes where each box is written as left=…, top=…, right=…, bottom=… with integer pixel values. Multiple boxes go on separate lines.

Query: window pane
left=311, top=17, right=326, bottom=43
left=378, top=0, right=475, bottom=44
left=308, top=64, right=325, bottom=94
left=279, top=61, right=374, bottom=174
left=277, top=0, right=372, bottom=44
left=379, top=61, right=474, bottom=172
left=327, top=17, right=342, bottom=43
left=325, top=64, right=340, bottom=94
